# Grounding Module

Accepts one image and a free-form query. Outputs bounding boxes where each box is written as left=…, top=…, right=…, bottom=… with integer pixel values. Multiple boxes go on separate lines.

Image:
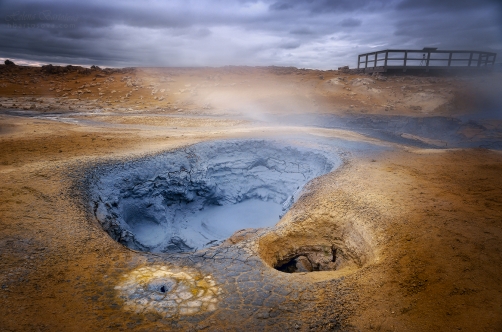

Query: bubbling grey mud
left=88, top=140, right=340, bottom=253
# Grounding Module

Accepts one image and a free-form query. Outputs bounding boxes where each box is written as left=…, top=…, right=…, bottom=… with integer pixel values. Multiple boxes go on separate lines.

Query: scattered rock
left=351, top=78, right=375, bottom=86
left=295, top=256, right=313, bottom=272
left=338, top=66, right=350, bottom=73
left=372, top=73, right=388, bottom=81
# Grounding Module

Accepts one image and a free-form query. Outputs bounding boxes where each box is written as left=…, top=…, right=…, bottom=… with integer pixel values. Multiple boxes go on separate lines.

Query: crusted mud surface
left=1, top=65, right=502, bottom=331
left=88, top=139, right=339, bottom=253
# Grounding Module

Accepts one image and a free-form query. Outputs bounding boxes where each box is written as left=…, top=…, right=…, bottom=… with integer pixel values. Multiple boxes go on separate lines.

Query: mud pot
left=87, top=139, right=339, bottom=253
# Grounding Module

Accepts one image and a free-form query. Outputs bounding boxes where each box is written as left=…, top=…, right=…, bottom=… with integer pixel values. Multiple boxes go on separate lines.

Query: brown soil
left=1, top=65, right=501, bottom=331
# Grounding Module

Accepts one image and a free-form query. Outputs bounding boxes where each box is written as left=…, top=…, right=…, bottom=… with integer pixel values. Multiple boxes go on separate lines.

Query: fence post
left=403, top=51, right=407, bottom=72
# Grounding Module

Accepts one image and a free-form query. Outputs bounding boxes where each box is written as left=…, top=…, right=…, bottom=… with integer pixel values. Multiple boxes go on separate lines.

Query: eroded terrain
left=0, top=64, right=501, bottom=331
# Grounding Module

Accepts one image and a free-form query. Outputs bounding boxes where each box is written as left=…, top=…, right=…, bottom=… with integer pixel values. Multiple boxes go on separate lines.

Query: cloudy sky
left=0, top=0, right=501, bottom=69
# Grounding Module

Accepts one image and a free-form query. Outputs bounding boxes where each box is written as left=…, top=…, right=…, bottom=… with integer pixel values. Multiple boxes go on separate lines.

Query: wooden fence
left=357, top=49, right=497, bottom=73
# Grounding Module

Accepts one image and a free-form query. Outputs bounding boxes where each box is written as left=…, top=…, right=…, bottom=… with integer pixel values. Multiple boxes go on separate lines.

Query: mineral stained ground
left=1, top=65, right=502, bottom=331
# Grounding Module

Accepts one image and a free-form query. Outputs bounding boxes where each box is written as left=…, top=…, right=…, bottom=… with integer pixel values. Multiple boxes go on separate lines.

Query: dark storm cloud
left=391, top=1, right=502, bottom=52
left=290, top=27, right=314, bottom=35
left=269, top=2, right=294, bottom=11
left=0, top=0, right=500, bottom=69
left=397, top=0, right=500, bottom=11
left=340, top=18, right=362, bottom=28
left=269, top=0, right=389, bottom=13
left=279, top=41, right=301, bottom=49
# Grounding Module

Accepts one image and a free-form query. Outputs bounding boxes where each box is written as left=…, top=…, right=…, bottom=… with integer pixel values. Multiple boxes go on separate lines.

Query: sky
left=0, top=0, right=501, bottom=69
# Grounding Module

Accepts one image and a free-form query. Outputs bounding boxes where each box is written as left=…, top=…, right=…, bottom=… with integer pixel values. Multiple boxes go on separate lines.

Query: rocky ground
left=0, top=63, right=501, bottom=331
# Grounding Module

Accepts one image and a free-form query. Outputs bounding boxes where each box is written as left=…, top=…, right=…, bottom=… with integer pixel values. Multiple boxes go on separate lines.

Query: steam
left=462, top=73, right=502, bottom=120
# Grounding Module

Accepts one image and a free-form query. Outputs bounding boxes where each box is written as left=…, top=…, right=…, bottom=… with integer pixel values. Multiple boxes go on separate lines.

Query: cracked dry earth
left=1, top=65, right=502, bottom=331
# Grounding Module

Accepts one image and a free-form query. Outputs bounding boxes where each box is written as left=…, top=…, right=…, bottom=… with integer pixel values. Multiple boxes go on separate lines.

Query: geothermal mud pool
left=80, top=133, right=386, bottom=327
left=88, top=140, right=340, bottom=253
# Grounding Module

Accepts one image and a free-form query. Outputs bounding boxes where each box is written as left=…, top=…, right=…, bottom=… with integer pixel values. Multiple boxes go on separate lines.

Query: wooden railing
left=357, top=49, right=497, bottom=73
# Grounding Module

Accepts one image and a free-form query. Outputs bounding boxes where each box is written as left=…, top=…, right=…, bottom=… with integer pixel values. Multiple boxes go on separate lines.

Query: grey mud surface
left=88, top=140, right=340, bottom=253
left=270, top=113, right=502, bottom=149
